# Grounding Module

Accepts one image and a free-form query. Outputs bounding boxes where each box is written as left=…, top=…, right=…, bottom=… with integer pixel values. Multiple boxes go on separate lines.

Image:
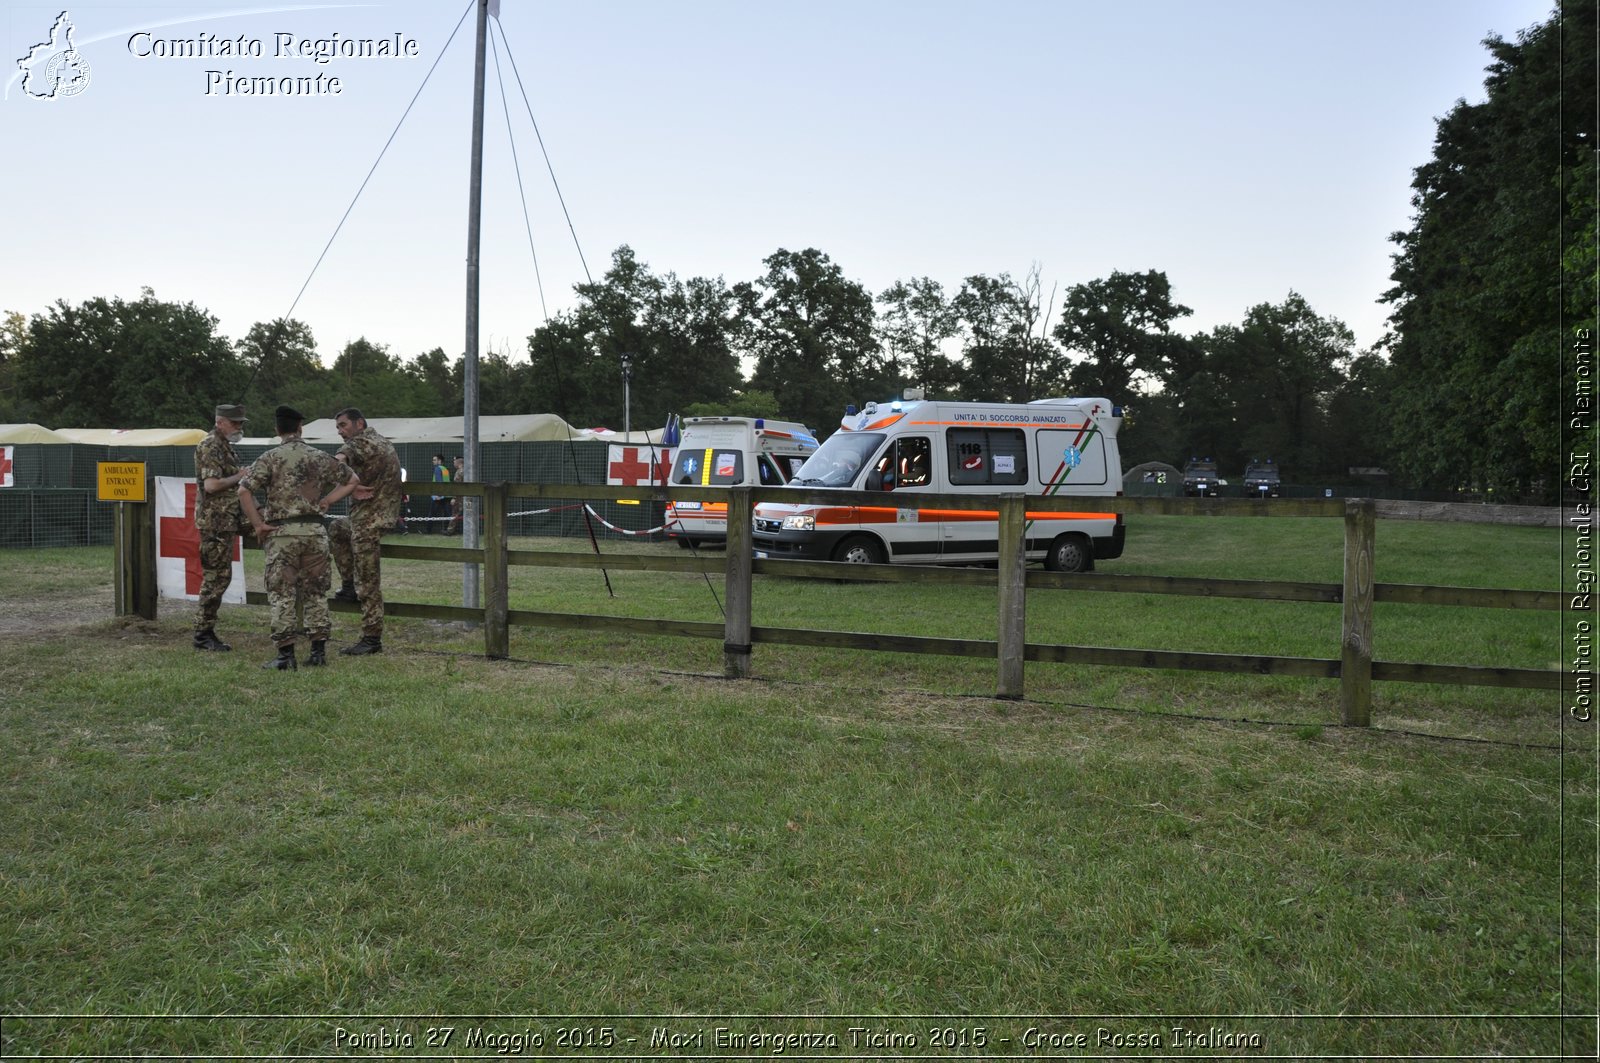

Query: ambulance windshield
left=790, top=433, right=885, bottom=488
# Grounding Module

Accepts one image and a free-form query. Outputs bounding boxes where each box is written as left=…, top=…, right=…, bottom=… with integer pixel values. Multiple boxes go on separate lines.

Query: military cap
left=215, top=404, right=248, bottom=422
left=274, top=404, right=306, bottom=432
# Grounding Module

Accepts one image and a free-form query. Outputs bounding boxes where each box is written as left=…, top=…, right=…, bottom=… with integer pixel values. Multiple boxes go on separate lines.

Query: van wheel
left=675, top=537, right=695, bottom=549
left=1044, top=533, right=1092, bottom=573
left=832, top=535, right=886, bottom=564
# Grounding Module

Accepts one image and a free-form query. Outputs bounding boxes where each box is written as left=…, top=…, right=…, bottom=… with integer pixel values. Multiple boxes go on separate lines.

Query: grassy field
left=0, top=517, right=1593, bottom=1059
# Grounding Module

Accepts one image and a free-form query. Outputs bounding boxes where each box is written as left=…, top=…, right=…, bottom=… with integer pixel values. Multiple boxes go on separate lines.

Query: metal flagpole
left=462, top=0, right=489, bottom=612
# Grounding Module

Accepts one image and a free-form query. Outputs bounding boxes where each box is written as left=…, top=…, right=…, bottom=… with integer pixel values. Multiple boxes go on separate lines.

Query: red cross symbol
left=159, top=482, right=240, bottom=595
left=0, top=448, right=12, bottom=488
left=608, top=446, right=671, bottom=487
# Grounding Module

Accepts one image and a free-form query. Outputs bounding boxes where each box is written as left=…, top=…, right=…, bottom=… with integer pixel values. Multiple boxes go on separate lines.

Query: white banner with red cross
left=0, top=446, right=13, bottom=488
left=155, top=476, right=246, bottom=603
left=605, top=444, right=672, bottom=487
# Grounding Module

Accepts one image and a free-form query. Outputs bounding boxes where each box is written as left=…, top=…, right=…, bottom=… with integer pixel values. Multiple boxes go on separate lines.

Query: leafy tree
left=476, top=345, right=530, bottom=417
left=1382, top=1, right=1591, bottom=501
left=1114, top=391, right=1183, bottom=471
left=1054, top=269, right=1191, bottom=400
left=0, top=310, right=31, bottom=423
left=524, top=312, right=610, bottom=428
left=643, top=273, right=743, bottom=425
left=518, top=247, right=744, bottom=431
left=406, top=346, right=461, bottom=415
left=681, top=388, right=784, bottom=422
left=876, top=277, right=963, bottom=398
left=328, top=337, right=436, bottom=416
left=952, top=267, right=1065, bottom=402
left=237, top=318, right=332, bottom=416
left=1197, top=294, right=1356, bottom=479
left=736, top=248, right=883, bottom=429
left=16, top=288, right=244, bottom=427
left=573, top=246, right=663, bottom=429
left=1323, top=350, right=1392, bottom=477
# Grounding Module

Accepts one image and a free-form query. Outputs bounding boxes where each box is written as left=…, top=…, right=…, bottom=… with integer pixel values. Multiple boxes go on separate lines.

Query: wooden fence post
left=724, top=486, right=754, bottom=679
left=113, top=486, right=158, bottom=620
left=997, top=493, right=1027, bottom=699
left=113, top=501, right=132, bottom=617
left=134, top=494, right=157, bottom=620
left=1341, top=497, right=1375, bottom=726
left=482, top=482, right=509, bottom=659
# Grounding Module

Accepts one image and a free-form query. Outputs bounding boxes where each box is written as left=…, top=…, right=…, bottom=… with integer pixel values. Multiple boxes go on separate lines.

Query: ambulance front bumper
left=750, top=529, right=848, bottom=561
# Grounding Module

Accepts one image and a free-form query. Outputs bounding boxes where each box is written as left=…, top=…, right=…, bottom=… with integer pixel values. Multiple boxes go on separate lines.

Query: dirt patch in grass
left=0, top=588, right=116, bottom=636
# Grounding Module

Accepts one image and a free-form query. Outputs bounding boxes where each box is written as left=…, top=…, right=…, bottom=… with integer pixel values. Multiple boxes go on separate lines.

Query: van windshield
left=789, top=433, right=884, bottom=487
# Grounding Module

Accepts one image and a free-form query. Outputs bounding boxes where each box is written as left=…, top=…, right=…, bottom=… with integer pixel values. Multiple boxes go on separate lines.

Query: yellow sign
left=97, top=462, right=147, bottom=502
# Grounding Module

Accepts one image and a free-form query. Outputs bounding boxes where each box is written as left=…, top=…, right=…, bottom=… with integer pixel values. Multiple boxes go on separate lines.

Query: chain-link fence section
left=0, top=439, right=664, bottom=549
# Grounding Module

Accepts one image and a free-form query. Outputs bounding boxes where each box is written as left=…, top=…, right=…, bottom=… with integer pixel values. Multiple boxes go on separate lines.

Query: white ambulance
left=666, top=416, right=819, bottom=546
left=751, top=396, right=1125, bottom=571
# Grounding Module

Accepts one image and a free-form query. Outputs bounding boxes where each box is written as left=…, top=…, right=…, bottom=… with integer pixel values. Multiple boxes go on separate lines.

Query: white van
left=666, top=416, right=819, bottom=546
left=751, top=396, right=1125, bottom=571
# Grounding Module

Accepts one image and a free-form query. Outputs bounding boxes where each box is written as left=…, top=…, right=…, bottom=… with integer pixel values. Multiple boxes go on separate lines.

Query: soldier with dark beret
left=327, top=406, right=402, bottom=656
left=238, top=405, right=359, bottom=670
left=192, top=403, right=251, bottom=651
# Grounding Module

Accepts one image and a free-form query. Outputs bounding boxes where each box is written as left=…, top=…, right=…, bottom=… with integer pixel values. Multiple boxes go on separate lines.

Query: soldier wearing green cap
left=192, top=403, right=251, bottom=651
left=238, top=405, right=359, bottom=670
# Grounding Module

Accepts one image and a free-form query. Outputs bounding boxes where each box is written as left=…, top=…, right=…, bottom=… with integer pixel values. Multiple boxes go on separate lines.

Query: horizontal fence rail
left=114, top=479, right=1574, bottom=726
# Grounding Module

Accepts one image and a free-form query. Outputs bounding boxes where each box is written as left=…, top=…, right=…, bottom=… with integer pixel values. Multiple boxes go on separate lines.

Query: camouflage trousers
left=263, top=526, right=332, bottom=646
left=328, top=515, right=384, bottom=638
left=191, top=532, right=237, bottom=632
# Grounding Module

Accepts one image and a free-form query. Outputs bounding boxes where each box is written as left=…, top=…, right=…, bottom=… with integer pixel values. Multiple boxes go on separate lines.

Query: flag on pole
left=155, top=476, right=245, bottom=603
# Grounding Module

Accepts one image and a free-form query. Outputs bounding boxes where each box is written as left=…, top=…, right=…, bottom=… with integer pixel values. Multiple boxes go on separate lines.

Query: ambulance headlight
left=781, top=514, right=815, bottom=531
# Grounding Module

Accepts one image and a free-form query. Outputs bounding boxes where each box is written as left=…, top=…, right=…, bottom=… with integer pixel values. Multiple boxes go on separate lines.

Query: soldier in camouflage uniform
left=192, top=403, right=251, bottom=651
left=238, top=405, right=359, bottom=671
left=327, top=406, right=402, bottom=655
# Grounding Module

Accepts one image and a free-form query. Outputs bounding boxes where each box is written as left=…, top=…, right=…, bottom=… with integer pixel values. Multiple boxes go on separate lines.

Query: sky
left=2, top=0, right=1558, bottom=375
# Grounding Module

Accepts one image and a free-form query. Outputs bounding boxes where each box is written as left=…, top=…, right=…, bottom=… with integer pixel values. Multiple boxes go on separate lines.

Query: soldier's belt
left=270, top=514, right=328, bottom=526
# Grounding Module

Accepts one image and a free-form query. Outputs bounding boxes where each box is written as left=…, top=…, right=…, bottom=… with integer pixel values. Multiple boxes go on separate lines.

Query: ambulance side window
left=946, top=429, right=1028, bottom=486
left=758, top=456, right=784, bottom=486
left=897, top=437, right=931, bottom=487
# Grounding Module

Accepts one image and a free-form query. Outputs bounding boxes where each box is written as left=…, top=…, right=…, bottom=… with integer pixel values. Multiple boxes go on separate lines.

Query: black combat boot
left=262, top=644, right=297, bottom=670
left=331, top=580, right=358, bottom=603
left=193, top=629, right=232, bottom=652
left=340, top=635, right=383, bottom=656
left=307, top=640, right=328, bottom=666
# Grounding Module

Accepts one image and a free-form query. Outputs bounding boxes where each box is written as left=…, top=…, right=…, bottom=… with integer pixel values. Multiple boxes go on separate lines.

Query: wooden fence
left=114, top=480, right=1570, bottom=726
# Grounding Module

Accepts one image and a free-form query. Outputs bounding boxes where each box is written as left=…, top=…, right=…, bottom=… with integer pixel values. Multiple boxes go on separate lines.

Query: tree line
left=0, top=2, right=1588, bottom=504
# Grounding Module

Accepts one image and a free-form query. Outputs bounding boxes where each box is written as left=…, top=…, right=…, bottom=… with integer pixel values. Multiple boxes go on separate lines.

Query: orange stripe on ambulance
left=752, top=395, right=1125, bottom=570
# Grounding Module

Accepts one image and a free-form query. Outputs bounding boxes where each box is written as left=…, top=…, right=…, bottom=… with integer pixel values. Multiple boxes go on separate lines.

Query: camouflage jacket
left=242, top=439, right=352, bottom=524
left=193, top=429, right=244, bottom=534
left=336, top=426, right=402, bottom=528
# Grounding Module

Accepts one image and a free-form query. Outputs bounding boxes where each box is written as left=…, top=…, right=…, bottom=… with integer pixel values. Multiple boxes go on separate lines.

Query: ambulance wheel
left=1044, top=533, right=1093, bottom=573
left=832, top=535, right=886, bottom=565
left=675, top=537, right=696, bottom=549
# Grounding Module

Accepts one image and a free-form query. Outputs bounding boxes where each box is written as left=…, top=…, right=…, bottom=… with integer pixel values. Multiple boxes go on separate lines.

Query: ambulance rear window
left=946, top=428, right=1028, bottom=486
left=672, top=448, right=744, bottom=486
